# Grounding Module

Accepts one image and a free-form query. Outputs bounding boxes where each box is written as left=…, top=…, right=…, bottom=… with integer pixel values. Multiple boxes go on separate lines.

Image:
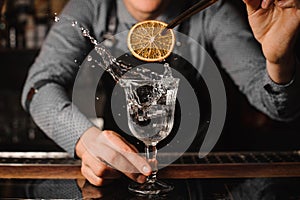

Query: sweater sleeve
left=206, top=0, right=300, bottom=121
left=21, top=0, right=101, bottom=155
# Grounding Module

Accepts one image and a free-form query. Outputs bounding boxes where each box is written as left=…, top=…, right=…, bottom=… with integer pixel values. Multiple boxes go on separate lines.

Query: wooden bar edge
left=1, top=163, right=300, bottom=179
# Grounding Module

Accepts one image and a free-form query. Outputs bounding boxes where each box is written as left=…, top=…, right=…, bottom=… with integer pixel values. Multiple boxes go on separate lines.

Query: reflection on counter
left=0, top=178, right=300, bottom=199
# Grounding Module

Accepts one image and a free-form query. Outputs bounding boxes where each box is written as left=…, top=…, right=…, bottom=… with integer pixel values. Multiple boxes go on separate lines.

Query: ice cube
left=136, top=85, right=154, bottom=104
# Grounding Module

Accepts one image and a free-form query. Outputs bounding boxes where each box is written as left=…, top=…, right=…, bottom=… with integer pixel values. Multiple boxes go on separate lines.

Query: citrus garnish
left=127, top=20, right=175, bottom=62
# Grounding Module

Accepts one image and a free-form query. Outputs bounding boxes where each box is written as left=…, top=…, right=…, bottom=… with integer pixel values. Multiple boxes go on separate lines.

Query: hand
left=75, top=127, right=151, bottom=186
left=243, top=0, right=300, bottom=83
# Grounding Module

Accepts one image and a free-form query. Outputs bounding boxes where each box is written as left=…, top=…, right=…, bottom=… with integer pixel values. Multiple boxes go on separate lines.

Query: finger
left=261, top=0, right=275, bottom=8
left=124, top=173, right=147, bottom=184
left=276, top=0, right=299, bottom=8
left=81, top=164, right=105, bottom=186
left=243, top=0, right=262, bottom=14
left=102, top=131, right=151, bottom=175
left=81, top=164, right=117, bottom=186
left=102, top=130, right=139, bottom=153
left=96, top=143, right=143, bottom=174
left=117, top=148, right=151, bottom=175
left=81, top=151, right=121, bottom=178
left=114, top=133, right=139, bottom=153
left=90, top=145, right=146, bottom=183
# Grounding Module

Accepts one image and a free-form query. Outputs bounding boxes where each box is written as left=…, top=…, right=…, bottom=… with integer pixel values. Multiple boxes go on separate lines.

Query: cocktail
left=120, top=75, right=179, bottom=195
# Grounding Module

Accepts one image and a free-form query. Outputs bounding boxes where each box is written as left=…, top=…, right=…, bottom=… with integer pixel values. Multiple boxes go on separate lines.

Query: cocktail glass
left=120, top=77, right=179, bottom=195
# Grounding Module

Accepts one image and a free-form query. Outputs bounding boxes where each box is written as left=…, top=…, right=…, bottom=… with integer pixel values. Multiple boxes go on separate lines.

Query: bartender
left=21, top=0, right=300, bottom=186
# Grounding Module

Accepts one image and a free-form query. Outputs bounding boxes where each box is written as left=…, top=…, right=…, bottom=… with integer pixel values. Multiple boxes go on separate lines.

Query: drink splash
left=54, top=16, right=174, bottom=81
left=63, top=19, right=173, bottom=81
left=71, top=21, right=177, bottom=141
left=55, top=17, right=178, bottom=143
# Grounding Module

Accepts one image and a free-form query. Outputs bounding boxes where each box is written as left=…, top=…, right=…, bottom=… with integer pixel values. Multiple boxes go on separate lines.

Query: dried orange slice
left=127, top=20, right=175, bottom=62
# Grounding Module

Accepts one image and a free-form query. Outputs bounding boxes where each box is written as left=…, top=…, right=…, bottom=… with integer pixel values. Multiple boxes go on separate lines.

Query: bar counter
left=1, top=151, right=300, bottom=199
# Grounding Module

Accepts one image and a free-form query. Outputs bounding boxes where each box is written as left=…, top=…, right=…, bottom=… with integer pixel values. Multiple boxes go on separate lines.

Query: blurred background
left=0, top=0, right=68, bottom=152
left=0, top=0, right=299, bottom=153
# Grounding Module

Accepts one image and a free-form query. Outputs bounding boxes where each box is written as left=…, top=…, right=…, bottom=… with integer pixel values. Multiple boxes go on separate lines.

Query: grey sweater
left=21, top=0, right=300, bottom=155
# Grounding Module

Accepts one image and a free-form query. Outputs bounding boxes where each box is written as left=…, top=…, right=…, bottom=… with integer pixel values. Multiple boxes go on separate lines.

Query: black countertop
left=1, top=177, right=300, bottom=199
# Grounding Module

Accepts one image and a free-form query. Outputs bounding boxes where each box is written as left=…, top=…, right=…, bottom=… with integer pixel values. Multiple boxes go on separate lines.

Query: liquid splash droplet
left=82, top=29, right=89, bottom=37
left=71, top=21, right=78, bottom=27
left=54, top=16, right=60, bottom=22
left=163, top=63, right=173, bottom=78
left=53, top=13, right=60, bottom=22
left=87, top=55, right=92, bottom=62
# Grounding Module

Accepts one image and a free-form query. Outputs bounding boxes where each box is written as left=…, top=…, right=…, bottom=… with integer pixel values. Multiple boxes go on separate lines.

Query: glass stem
left=145, top=144, right=158, bottom=183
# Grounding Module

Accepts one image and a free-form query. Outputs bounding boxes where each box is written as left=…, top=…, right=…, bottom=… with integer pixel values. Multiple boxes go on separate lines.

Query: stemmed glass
left=120, top=76, right=179, bottom=195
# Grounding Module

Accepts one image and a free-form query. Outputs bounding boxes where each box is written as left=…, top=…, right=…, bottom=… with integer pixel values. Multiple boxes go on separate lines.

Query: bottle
left=25, top=15, right=36, bottom=49
left=5, top=0, right=35, bottom=49
left=4, top=1, right=15, bottom=48
left=0, top=0, right=8, bottom=48
left=34, top=0, right=50, bottom=47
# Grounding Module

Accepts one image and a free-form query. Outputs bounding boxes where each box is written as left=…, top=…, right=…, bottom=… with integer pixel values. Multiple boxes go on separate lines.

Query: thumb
left=243, top=0, right=261, bottom=14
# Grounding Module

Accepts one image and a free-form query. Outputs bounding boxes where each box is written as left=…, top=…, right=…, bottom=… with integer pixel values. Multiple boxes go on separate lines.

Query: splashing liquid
left=55, top=17, right=179, bottom=140
left=54, top=17, right=176, bottom=103
left=64, top=19, right=173, bottom=82
left=69, top=20, right=136, bottom=81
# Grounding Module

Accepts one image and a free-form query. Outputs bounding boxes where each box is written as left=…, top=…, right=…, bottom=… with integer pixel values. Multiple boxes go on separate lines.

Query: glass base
left=128, top=180, right=174, bottom=195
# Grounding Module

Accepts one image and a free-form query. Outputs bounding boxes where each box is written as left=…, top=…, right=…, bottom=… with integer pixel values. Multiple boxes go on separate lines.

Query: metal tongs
left=163, top=0, right=218, bottom=33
